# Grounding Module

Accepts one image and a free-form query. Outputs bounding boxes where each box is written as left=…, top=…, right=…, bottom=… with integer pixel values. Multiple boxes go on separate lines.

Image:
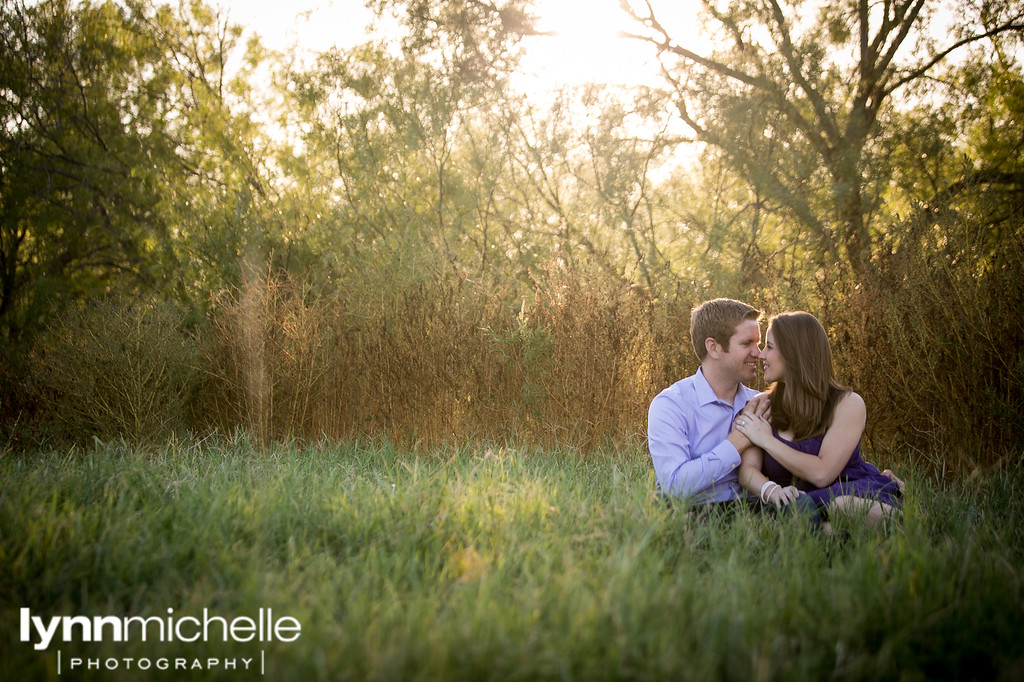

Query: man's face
left=718, top=318, right=761, bottom=384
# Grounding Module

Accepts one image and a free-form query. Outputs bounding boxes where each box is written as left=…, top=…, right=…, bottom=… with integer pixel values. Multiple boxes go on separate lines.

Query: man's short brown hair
left=690, top=298, right=762, bottom=361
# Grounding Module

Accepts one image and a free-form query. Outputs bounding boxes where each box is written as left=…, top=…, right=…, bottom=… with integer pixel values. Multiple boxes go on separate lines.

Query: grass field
left=2, top=436, right=1023, bottom=681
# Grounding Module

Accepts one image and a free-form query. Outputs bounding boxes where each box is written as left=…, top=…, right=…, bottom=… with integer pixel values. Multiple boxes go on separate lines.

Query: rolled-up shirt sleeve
left=648, top=390, right=743, bottom=501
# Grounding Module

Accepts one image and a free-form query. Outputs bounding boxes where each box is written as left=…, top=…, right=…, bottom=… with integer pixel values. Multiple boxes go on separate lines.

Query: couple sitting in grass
left=648, top=298, right=903, bottom=530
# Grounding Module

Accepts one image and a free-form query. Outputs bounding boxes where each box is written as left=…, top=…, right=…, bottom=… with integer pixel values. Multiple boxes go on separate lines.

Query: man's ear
left=704, top=337, right=719, bottom=359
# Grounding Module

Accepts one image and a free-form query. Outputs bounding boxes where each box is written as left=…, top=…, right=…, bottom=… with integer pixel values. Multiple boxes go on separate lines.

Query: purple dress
left=761, top=431, right=902, bottom=510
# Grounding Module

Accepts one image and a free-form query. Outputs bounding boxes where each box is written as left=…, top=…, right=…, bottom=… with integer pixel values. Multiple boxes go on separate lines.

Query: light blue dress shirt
left=648, top=367, right=759, bottom=503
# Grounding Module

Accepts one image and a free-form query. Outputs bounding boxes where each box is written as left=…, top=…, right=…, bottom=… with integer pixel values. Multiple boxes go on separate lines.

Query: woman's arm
left=735, top=392, right=866, bottom=488
left=738, top=446, right=803, bottom=508
left=737, top=446, right=765, bottom=496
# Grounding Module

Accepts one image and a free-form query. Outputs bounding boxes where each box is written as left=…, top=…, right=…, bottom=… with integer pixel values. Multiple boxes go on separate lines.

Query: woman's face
left=761, top=327, right=786, bottom=383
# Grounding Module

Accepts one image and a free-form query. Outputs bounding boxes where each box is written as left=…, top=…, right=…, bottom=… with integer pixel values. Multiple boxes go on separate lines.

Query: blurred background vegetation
left=1, top=0, right=1021, bottom=476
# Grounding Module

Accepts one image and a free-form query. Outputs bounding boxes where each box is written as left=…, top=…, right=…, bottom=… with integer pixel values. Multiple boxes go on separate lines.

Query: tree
left=620, top=0, right=1024, bottom=278
left=123, top=0, right=284, bottom=300
left=498, top=85, right=682, bottom=288
left=0, top=0, right=178, bottom=348
left=0, top=0, right=280, bottom=355
left=287, top=0, right=546, bottom=289
left=369, top=0, right=539, bottom=85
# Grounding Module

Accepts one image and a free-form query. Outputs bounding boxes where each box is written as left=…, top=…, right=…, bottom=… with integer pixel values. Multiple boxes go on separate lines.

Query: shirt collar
left=695, top=367, right=724, bottom=406
left=695, top=367, right=746, bottom=409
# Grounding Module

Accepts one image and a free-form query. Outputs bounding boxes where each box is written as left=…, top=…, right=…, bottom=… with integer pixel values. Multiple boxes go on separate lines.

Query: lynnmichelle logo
left=19, top=607, right=302, bottom=675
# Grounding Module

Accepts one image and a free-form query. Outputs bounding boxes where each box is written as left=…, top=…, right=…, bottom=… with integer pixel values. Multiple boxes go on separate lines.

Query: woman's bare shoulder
left=835, top=390, right=866, bottom=419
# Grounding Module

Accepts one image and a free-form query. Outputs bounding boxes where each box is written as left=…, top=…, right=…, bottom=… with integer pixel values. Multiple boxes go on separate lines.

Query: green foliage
left=1, top=440, right=1022, bottom=680
left=623, top=0, right=1024, bottom=278
left=1, top=0, right=1022, bottom=474
left=369, top=0, right=536, bottom=84
left=0, top=0, right=176, bottom=346
left=28, top=298, right=202, bottom=445
left=0, top=0, right=283, bottom=355
left=291, top=41, right=500, bottom=284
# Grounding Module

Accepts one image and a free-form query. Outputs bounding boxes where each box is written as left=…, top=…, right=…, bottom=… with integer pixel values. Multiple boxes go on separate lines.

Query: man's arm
left=648, top=395, right=751, bottom=499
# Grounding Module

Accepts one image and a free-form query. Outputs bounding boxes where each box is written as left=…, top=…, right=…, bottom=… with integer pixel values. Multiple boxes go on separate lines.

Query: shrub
left=29, top=298, right=202, bottom=444
left=829, top=201, right=1024, bottom=473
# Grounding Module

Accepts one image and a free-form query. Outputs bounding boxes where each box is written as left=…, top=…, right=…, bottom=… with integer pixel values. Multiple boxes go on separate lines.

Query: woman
left=734, top=311, right=902, bottom=527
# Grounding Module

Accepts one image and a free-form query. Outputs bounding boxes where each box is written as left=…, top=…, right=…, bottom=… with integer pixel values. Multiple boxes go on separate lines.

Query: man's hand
left=742, top=392, right=771, bottom=422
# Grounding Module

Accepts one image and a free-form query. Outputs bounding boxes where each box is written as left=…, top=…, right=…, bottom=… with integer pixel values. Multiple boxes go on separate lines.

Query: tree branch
left=766, top=0, right=841, bottom=148
left=886, top=15, right=1024, bottom=95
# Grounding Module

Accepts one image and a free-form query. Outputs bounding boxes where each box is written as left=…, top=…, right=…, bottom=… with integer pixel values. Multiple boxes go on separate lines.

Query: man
left=648, top=298, right=800, bottom=509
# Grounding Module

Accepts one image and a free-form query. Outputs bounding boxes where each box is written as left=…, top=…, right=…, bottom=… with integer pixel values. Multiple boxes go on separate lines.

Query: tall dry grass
left=199, top=268, right=342, bottom=443
left=513, top=261, right=693, bottom=449
left=14, top=210, right=1022, bottom=475
left=825, top=206, right=1024, bottom=473
left=196, top=259, right=693, bottom=450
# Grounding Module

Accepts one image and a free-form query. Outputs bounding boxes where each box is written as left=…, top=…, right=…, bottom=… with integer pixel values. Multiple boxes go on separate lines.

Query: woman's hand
left=770, top=485, right=803, bottom=508
left=760, top=481, right=804, bottom=508
left=733, top=413, right=773, bottom=449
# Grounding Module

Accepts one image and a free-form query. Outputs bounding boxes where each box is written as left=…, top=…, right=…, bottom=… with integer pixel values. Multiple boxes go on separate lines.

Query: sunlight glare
left=221, top=0, right=711, bottom=93
left=514, top=0, right=715, bottom=95
left=219, top=0, right=374, bottom=57
left=516, top=0, right=657, bottom=92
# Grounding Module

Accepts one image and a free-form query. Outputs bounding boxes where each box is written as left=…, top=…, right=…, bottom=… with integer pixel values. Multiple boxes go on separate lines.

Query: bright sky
left=220, top=0, right=374, bottom=57
left=516, top=0, right=666, bottom=90
left=218, top=0, right=706, bottom=92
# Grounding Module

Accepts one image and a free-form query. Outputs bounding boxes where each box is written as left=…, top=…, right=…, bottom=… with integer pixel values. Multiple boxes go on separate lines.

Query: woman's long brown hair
left=767, top=312, right=850, bottom=440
